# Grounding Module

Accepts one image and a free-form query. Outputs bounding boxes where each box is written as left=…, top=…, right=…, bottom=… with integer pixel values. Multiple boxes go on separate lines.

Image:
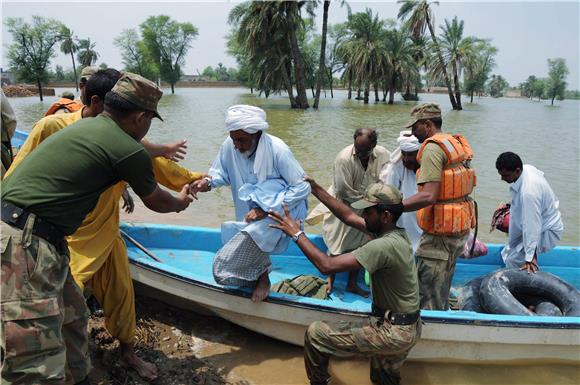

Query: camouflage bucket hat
left=111, top=72, right=164, bottom=120
left=351, top=183, right=403, bottom=210
left=80, top=66, right=99, bottom=82
left=404, top=102, right=442, bottom=128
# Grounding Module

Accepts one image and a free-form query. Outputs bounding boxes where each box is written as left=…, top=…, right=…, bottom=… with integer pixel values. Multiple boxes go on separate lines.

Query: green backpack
left=271, top=275, right=329, bottom=300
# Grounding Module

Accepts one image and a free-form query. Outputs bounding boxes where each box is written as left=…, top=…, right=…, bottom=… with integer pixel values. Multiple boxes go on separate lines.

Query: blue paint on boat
left=121, top=222, right=580, bottom=329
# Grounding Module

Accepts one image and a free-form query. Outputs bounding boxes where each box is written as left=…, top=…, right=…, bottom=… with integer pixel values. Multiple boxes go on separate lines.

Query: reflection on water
left=7, top=89, right=580, bottom=384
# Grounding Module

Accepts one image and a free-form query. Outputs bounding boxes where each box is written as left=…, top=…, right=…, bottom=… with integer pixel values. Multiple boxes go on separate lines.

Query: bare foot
left=251, top=272, right=271, bottom=302
left=347, top=283, right=370, bottom=298
left=121, top=342, right=158, bottom=381
left=327, top=274, right=335, bottom=294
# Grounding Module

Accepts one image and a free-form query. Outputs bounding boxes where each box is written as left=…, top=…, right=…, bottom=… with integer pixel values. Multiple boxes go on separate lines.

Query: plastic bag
left=460, top=232, right=488, bottom=259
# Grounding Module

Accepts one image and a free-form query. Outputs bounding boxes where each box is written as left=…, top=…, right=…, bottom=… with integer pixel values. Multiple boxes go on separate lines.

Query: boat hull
left=128, top=239, right=580, bottom=364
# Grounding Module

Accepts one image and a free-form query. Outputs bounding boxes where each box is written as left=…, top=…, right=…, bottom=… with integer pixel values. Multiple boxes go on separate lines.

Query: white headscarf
left=225, top=105, right=273, bottom=182
left=380, top=131, right=420, bottom=181
left=397, top=133, right=420, bottom=153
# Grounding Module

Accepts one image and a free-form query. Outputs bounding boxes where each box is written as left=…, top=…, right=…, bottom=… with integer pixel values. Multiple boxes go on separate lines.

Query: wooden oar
left=120, top=229, right=163, bottom=263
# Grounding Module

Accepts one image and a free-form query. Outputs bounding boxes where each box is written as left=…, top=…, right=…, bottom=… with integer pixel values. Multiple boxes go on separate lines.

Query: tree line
left=519, top=58, right=570, bottom=105
left=5, top=15, right=197, bottom=99
left=4, top=2, right=574, bottom=107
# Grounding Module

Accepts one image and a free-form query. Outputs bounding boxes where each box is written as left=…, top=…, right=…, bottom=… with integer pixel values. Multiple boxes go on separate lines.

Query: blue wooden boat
left=121, top=222, right=580, bottom=364
left=10, top=129, right=580, bottom=362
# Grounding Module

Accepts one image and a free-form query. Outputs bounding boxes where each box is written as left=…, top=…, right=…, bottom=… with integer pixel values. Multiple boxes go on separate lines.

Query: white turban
left=380, top=130, right=420, bottom=181
left=397, top=132, right=420, bottom=152
left=225, top=105, right=269, bottom=133
left=225, top=104, right=272, bottom=182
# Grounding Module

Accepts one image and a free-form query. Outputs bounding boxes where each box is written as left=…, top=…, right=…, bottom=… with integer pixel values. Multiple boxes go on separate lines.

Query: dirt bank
left=88, top=295, right=233, bottom=385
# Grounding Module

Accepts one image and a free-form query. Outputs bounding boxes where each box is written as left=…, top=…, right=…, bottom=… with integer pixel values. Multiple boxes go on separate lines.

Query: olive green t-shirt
left=2, top=115, right=156, bottom=235
left=416, top=142, right=447, bottom=184
left=353, top=228, right=419, bottom=313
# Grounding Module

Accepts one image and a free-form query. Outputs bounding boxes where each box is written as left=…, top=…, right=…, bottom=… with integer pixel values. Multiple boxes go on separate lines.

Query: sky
left=2, top=0, right=579, bottom=89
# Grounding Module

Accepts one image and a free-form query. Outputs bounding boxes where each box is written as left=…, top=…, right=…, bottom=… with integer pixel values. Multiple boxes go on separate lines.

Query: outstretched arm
left=269, top=203, right=362, bottom=275
left=141, top=138, right=188, bottom=161
left=306, top=177, right=366, bottom=233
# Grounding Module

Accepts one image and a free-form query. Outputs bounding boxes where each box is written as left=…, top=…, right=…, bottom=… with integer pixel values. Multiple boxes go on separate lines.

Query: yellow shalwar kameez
left=6, top=111, right=203, bottom=344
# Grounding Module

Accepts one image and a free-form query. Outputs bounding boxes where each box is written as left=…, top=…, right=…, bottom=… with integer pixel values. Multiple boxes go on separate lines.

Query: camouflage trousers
left=304, top=315, right=421, bottom=385
left=415, top=232, right=469, bottom=311
left=0, top=220, right=90, bottom=384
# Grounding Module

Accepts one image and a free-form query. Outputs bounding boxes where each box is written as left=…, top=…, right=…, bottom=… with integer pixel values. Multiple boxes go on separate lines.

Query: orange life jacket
left=44, top=98, right=83, bottom=116
left=416, top=133, right=476, bottom=236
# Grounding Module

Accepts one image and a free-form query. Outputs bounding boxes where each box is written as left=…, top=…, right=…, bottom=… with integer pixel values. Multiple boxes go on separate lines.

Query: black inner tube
left=479, top=269, right=580, bottom=317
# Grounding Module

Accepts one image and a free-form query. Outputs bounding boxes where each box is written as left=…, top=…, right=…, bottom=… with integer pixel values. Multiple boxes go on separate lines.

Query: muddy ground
left=87, top=295, right=237, bottom=385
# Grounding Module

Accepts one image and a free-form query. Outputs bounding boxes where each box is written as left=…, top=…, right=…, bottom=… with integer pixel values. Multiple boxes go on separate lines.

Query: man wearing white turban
left=379, top=131, right=422, bottom=251
left=191, top=105, right=310, bottom=302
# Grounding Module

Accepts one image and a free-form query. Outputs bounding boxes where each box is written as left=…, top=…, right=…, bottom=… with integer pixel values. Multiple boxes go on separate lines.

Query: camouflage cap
left=111, top=72, right=164, bottom=120
left=60, top=91, right=75, bottom=100
left=404, top=102, right=442, bottom=128
left=351, top=183, right=403, bottom=210
left=80, top=66, right=99, bottom=82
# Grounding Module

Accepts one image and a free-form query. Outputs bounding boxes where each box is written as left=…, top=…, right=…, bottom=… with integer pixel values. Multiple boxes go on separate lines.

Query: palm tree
left=383, top=28, right=416, bottom=104
left=398, top=0, right=460, bottom=110
left=229, top=2, right=297, bottom=106
left=285, top=1, right=313, bottom=109
left=338, top=9, right=388, bottom=104
left=77, top=38, right=99, bottom=67
left=313, top=0, right=349, bottom=108
left=313, top=0, right=330, bottom=109
left=59, top=26, right=79, bottom=90
left=428, top=17, right=470, bottom=109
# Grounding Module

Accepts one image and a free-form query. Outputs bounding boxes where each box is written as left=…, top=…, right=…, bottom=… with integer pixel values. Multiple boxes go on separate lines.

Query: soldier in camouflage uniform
left=270, top=182, right=421, bottom=385
left=401, top=103, right=474, bottom=310
left=1, top=73, right=194, bottom=384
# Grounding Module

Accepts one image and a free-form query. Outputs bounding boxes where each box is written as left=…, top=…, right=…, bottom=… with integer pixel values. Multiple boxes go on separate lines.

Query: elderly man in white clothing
left=379, top=131, right=422, bottom=251
left=495, top=152, right=563, bottom=273
left=306, top=128, right=390, bottom=297
left=190, top=105, right=310, bottom=301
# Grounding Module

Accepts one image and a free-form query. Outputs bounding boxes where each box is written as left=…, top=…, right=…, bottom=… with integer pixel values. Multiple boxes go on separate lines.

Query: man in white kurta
left=380, top=132, right=422, bottom=251
left=495, top=152, right=563, bottom=272
left=307, top=128, right=389, bottom=296
left=191, top=105, right=310, bottom=301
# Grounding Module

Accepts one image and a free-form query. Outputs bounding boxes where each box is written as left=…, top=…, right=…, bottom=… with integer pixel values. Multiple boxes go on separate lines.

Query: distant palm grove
left=4, top=1, right=573, bottom=107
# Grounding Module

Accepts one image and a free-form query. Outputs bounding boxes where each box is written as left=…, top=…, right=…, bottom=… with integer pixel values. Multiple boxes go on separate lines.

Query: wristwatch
left=203, top=176, right=212, bottom=190
left=291, top=230, right=305, bottom=242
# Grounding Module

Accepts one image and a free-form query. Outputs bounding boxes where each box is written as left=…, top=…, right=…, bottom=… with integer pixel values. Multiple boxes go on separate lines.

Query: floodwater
left=7, top=88, right=580, bottom=384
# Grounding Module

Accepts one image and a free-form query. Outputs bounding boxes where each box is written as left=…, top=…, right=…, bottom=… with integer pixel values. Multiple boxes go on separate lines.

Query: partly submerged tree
left=77, top=38, right=100, bottom=67
left=488, top=74, right=509, bottom=98
left=114, top=28, right=157, bottom=80
left=545, top=58, right=568, bottom=105
left=141, top=15, right=198, bottom=94
left=434, top=17, right=471, bottom=109
left=463, top=39, right=496, bottom=103
left=398, top=0, right=460, bottom=109
left=228, top=1, right=312, bottom=108
left=383, top=27, right=416, bottom=104
left=5, top=16, right=64, bottom=101
left=59, top=26, right=79, bottom=90
left=338, top=9, right=388, bottom=104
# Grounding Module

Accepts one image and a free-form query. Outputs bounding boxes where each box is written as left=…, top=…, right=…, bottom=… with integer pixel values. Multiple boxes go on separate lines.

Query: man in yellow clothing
left=7, top=69, right=204, bottom=381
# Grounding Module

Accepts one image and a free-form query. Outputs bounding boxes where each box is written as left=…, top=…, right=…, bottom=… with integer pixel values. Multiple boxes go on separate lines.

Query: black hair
left=104, top=91, right=146, bottom=115
left=376, top=203, right=403, bottom=223
left=83, top=69, right=121, bottom=106
left=496, top=152, right=523, bottom=172
left=354, top=128, right=378, bottom=144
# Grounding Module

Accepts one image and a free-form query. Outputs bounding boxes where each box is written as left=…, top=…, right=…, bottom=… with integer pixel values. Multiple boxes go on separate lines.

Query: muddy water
left=8, top=89, right=580, bottom=384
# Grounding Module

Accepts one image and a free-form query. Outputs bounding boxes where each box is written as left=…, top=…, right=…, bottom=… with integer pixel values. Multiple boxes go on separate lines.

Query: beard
left=239, top=137, right=259, bottom=158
